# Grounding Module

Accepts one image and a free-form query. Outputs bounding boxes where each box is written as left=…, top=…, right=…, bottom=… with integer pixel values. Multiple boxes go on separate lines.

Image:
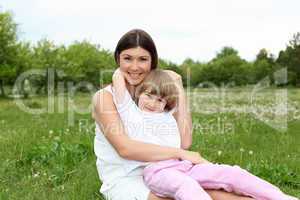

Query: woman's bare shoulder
left=92, top=88, right=117, bottom=119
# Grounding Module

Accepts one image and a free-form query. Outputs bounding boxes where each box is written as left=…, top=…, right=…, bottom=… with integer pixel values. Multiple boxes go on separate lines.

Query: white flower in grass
left=60, top=185, right=65, bottom=190
left=54, top=136, right=60, bottom=141
left=49, top=130, right=53, bottom=135
left=248, top=150, right=253, bottom=155
left=33, top=172, right=40, bottom=178
left=217, top=151, right=222, bottom=156
left=240, top=148, right=245, bottom=152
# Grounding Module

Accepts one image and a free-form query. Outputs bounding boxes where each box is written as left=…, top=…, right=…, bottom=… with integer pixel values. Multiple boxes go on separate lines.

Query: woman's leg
left=148, top=190, right=255, bottom=200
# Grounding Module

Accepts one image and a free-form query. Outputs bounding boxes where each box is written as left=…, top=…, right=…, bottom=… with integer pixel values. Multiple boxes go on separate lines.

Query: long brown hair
left=114, top=29, right=158, bottom=70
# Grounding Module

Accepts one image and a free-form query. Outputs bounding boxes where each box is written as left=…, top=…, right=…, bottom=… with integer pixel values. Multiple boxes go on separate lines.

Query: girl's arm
left=112, top=68, right=126, bottom=104
left=165, top=70, right=193, bottom=150
left=92, top=90, right=202, bottom=163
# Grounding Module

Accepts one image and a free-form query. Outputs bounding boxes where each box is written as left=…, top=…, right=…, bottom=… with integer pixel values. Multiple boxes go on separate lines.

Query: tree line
left=1, top=10, right=299, bottom=97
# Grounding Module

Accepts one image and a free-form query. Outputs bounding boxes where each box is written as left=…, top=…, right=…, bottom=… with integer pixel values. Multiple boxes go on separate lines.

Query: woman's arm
left=92, top=90, right=202, bottom=163
left=164, top=70, right=193, bottom=150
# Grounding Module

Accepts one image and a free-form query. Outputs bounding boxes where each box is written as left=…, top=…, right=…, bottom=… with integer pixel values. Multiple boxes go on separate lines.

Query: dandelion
left=249, top=150, right=253, bottom=155
left=217, top=150, right=222, bottom=156
left=240, top=148, right=245, bottom=152
left=54, top=136, right=60, bottom=141
left=49, top=130, right=53, bottom=135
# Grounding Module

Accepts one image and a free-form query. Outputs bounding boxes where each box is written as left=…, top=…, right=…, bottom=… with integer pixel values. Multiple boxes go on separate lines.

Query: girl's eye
left=157, top=98, right=162, bottom=102
left=124, top=57, right=130, bottom=60
left=140, top=58, right=148, bottom=61
left=149, top=94, right=155, bottom=99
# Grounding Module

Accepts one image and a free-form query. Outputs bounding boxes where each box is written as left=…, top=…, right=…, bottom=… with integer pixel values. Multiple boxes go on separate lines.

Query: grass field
left=0, top=88, right=299, bottom=199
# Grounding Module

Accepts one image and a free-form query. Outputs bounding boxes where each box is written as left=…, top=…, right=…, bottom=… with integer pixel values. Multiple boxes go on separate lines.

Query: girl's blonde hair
left=135, top=69, right=179, bottom=111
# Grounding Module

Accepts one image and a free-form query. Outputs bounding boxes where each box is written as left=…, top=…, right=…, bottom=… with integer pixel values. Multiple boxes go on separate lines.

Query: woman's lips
left=128, top=72, right=142, bottom=79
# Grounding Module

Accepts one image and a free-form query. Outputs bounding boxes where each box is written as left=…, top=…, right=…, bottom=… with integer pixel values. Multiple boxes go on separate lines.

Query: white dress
left=94, top=85, right=181, bottom=200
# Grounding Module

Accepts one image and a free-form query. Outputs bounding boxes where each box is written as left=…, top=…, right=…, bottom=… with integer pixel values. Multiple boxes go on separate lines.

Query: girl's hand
left=112, top=68, right=124, bottom=80
left=112, top=68, right=126, bottom=87
left=179, top=150, right=210, bottom=164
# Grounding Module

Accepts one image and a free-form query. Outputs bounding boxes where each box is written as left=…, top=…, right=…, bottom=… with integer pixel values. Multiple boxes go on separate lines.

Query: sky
left=1, top=0, right=300, bottom=64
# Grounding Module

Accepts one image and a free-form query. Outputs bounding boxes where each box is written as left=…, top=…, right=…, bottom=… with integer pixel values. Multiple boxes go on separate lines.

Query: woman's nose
left=131, top=59, right=139, bottom=70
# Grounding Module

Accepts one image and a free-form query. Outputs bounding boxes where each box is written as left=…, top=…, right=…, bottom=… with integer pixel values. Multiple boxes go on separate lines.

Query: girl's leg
left=145, top=168, right=212, bottom=200
left=188, top=163, right=291, bottom=200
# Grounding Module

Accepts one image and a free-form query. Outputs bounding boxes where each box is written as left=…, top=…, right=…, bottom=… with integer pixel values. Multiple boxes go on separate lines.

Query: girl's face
left=119, top=47, right=152, bottom=86
left=138, top=92, right=167, bottom=113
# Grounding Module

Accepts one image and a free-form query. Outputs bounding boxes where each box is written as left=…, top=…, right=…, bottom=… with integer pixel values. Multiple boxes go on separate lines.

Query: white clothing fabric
left=94, top=85, right=181, bottom=199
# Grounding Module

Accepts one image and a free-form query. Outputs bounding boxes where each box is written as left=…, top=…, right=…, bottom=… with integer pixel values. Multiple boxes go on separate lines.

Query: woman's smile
left=128, top=72, right=142, bottom=79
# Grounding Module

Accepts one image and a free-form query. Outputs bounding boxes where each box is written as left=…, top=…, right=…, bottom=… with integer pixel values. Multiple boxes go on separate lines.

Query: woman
left=92, top=29, right=254, bottom=200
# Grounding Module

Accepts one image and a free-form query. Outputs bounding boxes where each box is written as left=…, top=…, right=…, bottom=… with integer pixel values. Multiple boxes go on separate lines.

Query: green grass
left=0, top=88, right=299, bottom=199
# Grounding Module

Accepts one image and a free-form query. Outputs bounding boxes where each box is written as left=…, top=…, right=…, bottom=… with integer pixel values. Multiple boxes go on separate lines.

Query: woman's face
left=119, top=47, right=152, bottom=86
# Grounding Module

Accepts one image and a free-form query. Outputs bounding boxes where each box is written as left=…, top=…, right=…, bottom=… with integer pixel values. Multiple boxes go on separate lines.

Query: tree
left=0, top=10, right=18, bottom=97
left=276, top=32, right=300, bottom=86
left=213, top=46, right=238, bottom=60
left=31, top=39, right=67, bottom=94
left=13, top=41, right=34, bottom=97
left=64, top=40, right=115, bottom=87
left=202, top=47, right=247, bottom=86
left=181, top=58, right=205, bottom=87
left=253, top=49, right=276, bottom=84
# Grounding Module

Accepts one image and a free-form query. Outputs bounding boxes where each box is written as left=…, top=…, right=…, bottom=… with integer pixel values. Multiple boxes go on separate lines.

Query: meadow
left=0, top=88, right=299, bottom=199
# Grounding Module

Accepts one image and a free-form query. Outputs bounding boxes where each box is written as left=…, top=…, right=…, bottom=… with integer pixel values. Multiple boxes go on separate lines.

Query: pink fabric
left=143, top=159, right=290, bottom=200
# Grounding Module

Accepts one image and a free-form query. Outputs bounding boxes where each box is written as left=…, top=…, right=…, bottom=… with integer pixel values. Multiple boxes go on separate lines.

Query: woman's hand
left=179, top=150, right=211, bottom=164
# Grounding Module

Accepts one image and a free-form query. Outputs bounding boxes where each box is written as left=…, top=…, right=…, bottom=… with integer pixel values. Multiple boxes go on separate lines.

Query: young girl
left=112, top=68, right=298, bottom=200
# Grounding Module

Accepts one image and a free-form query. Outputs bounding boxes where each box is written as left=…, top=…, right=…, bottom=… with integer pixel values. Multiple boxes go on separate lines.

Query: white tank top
left=94, top=85, right=181, bottom=192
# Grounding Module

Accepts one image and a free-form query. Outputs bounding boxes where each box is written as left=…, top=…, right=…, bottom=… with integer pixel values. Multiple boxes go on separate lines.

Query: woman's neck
left=126, top=83, right=136, bottom=97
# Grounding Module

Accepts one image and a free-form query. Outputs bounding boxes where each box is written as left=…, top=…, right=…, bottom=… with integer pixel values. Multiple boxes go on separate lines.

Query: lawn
left=0, top=88, right=299, bottom=199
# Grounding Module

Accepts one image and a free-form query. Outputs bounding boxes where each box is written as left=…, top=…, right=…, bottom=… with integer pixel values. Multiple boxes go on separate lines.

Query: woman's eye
left=124, top=57, right=130, bottom=60
left=140, top=58, right=148, bottom=61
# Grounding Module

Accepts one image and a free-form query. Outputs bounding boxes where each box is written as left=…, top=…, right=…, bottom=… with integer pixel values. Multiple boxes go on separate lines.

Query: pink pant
left=143, top=159, right=291, bottom=200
